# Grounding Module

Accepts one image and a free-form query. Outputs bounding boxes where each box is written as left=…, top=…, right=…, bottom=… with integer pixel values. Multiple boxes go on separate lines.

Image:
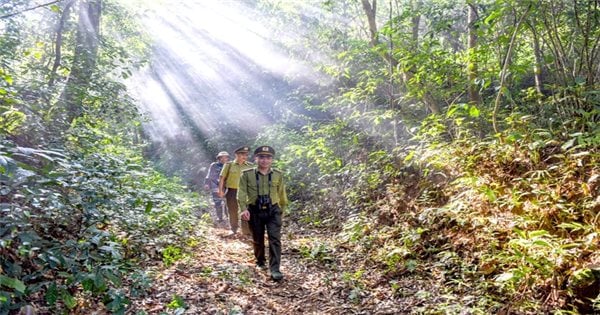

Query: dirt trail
left=130, top=222, right=431, bottom=314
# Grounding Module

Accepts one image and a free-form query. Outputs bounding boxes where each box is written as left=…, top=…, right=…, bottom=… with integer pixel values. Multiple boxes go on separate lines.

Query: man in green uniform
left=218, top=146, right=254, bottom=235
left=238, top=146, right=288, bottom=281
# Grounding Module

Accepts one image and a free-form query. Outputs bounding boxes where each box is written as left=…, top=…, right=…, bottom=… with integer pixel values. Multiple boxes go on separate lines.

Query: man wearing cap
left=219, top=146, right=254, bottom=235
left=238, top=146, right=288, bottom=281
left=204, top=151, right=230, bottom=222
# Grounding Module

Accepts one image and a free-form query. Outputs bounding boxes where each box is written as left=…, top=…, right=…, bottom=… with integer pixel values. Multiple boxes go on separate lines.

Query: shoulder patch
left=272, top=168, right=283, bottom=174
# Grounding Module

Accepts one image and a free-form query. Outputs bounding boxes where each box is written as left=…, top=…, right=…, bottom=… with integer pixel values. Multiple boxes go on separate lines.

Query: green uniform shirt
left=237, top=168, right=288, bottom=211
left=220, top=160, right=254, bottom=189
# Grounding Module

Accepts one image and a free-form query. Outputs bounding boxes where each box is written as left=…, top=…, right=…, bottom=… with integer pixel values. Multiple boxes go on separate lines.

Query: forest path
left=130, top=221, right=432, bottom=314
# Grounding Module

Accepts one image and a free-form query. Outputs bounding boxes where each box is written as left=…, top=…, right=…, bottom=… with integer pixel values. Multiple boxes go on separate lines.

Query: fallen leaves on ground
left=129, top=221, right=442, bottom=314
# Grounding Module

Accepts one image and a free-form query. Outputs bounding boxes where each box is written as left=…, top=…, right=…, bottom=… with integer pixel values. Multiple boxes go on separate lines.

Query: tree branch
left=0, top=0, right=63, bottom=19
left=492, top=3, right=532, bottom=135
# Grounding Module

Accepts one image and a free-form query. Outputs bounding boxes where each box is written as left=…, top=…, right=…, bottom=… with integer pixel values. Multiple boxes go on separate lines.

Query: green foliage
left=341, top=269, right=365, bottom=304
left=166, top=294, right=186, bottom=310
left=162, top=246, right=184, bottom=267
left=298, top=240, right=334, bottom=264
left=0, top=138, right=203, bottom=312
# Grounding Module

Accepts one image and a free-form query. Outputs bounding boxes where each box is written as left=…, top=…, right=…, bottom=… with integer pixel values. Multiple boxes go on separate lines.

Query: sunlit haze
left=125, top=0, right=326, bottom=161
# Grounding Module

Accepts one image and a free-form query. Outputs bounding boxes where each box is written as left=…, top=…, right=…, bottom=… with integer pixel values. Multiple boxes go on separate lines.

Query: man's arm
left=238, top=171, right=251, bottom=221
left=237, top=171, right=249, bottom=211
left=278, top=175, right=288, bottom=211
left=218, top=163, right=229, bottom=197
left=204, top=163, right=214, bottom=189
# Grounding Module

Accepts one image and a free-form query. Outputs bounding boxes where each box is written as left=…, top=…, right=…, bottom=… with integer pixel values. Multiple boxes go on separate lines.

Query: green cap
left=254, top=145, right=275, bottom=156
left=234, top=146, right=250, bottom=154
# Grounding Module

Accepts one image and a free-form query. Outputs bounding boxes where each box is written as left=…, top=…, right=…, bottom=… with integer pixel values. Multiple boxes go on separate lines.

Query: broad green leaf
left=468, top=105, right=480, bottom=118
left=0, top=275, right=26, bottom=293
left=62, top=291, right=77, bottom=309
left=45, top=282, right=58, bottom=305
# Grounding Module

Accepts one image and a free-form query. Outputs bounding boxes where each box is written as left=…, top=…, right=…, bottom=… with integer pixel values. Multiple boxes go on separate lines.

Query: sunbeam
left=126, top=0, right=321, bottom=156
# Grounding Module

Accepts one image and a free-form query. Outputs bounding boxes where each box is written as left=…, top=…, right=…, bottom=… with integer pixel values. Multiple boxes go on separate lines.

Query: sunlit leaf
left=528, top=230, right=549, bottom=238
left=561, top=138, right=576, bottom=151
left=468, top=105, right=480, bottom=118
left=495, top=272, right=514, bottom=282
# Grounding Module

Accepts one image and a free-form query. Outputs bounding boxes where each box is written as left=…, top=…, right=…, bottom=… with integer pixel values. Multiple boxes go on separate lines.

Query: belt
left=252, top=203, right=278, bottom=210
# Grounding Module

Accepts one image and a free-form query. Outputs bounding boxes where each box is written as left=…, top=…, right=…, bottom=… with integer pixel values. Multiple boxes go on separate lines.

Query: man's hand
left=217, top=190, right=224, bottom=198
left=241, top=209, right=250, bottom=221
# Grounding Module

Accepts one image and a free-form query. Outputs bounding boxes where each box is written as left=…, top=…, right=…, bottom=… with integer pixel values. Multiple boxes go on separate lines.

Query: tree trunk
left=467, top=2, right=481, bottom=106
left=529, top=21, right=544, bottom=96
left=411, top=0, right=420, bottom=47
left=60, top=0, right=101, bottom=124
left=361, top=0, right=378, bottom=46
left=49, top=0, right=76, bottom=87
left=492, top=4, right=531, bottom=134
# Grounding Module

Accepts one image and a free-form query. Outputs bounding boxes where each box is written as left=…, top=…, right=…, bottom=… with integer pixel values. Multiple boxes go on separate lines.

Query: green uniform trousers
left=225, top=189, right=251, bottom=235
left=248, top=203, right=282, bottom=273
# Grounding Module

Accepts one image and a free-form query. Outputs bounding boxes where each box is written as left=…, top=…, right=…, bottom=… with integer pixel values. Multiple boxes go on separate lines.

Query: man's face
left=218, top=156, right=229, bottom=163
left=256, top=154, right=273, bottom=168
left=235, top=152, right=248, bottom=162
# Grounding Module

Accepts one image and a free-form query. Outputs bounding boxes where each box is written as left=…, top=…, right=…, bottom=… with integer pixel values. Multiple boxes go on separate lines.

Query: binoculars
left=257, top=195, right=272, bottom=210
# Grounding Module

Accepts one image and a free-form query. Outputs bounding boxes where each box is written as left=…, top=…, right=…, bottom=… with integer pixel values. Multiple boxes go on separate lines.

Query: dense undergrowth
left=0, top=137, right=206, bottom=314
left=264, top=114, right=599, bottom=313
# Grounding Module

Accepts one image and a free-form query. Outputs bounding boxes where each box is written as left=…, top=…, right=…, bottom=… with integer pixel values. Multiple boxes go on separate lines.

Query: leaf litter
left=129, top=220, right=444, bottom=314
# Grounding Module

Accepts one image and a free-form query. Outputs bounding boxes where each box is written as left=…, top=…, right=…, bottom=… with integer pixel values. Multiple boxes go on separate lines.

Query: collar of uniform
left=256, top=168, right=272, bottom=175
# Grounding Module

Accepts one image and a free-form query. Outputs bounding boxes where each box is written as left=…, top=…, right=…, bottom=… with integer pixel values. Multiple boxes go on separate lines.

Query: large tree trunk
left=361, top=0, right=378, bottom=46
left=467, top=2, right=481, bottom=106
left=60, top=0, right=101, bottom=124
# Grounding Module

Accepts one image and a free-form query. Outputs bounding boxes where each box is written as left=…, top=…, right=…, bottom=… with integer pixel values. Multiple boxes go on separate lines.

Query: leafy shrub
left=0, top=138, right=204, bottom=313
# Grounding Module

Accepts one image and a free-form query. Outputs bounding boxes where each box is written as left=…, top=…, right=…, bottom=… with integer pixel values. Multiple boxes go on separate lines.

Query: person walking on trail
left=204, top=151, right=230, bottom=222
left=218, top=146, right=254, bottom=236
left=238, top=146, right=288, bottom=281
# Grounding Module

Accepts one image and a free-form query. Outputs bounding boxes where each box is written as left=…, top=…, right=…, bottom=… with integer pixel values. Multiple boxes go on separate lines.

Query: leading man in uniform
left=238, top=146, right=288, bottom=281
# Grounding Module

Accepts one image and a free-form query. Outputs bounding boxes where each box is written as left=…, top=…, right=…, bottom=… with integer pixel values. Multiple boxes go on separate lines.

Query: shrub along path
left=128, top=220, right=443, bottom=314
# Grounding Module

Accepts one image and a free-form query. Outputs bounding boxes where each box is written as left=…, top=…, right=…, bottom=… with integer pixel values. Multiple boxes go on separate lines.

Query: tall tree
left=49, top=0, right=76, bottom=87
left=60, top=0, right=102, bottom=124
left=467, top=1, right=481, bottom=106
left=361, top=0, right=378, bottom=46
